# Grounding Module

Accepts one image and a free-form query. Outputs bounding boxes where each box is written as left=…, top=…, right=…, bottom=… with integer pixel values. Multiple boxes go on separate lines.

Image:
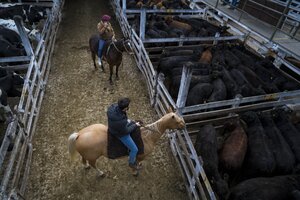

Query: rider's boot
left=129, top=161, right=142, bottom=170
left=98, top=57, right=102, bottom=66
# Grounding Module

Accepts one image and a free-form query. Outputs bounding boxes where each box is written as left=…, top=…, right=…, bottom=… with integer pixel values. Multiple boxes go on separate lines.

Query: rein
left=111, top=41, right=123, bottom=53
left=141, top=123, right=161, bottom=136
left=111, top=40, right=131, bottom=54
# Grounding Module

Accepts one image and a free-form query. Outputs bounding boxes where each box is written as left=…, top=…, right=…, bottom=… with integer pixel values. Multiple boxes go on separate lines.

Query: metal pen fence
left=111, top=0, right=215, bottom=199
left=0, top=0, right=64, bottom=199
left=112, top=0, right=300, bottom=199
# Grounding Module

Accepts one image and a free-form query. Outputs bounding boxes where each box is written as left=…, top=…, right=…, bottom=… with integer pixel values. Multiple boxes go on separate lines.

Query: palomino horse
left=89, top=35, right=132, bottom=84
left=68, top=111, right=185, bottom=176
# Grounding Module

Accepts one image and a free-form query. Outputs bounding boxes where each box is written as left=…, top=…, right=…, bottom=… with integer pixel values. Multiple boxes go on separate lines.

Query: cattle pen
left=0, top=0, right=63, bottom=199
left=112, top=0, right=300, bottom=199
left=1, top=0, right=300, bottom=199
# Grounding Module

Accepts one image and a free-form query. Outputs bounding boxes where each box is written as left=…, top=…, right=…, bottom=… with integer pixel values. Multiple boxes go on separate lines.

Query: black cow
left=0, top=26, right=22, bottom=48
left=240, top=111, right=276, bottom=178
left=223, top=49, right=241, bottom=68
left=227, top=175, right=300, bottom=200
left=272, top=76, right=300, bottom=91
left=207, top=78, right=227, bottom=102
left=272, top=108, right=300, bottom=163
left=195, top=124, right=229, bottom=199
left=211, top=46, right=226, bottom=66
left=252, top=62, right=276, bottom=83
left=231, top=48, right=256, bottom=69
left=0, top=38, right=25, bottom=57
left=157, top=55, right=200, bottom=76
left=186, top=83, right=213, bottom=106
left=146, top=29, right=162, bottom=38
left=291, top=190, right=300, bottom=200
left=235, top=64, right=280, bottom=93
left=230, top=69, right=266, bottom=97
left=179, top=17, right=229, bottom=36
left=217, top=65, right=239, bottom=99
left=259, top=112, right=295, bottom=174
left=0, top=72, right=23, bottom=97
left=0, top=71, right=23, bottom=123
left=170, top=74, right=213, bottom=98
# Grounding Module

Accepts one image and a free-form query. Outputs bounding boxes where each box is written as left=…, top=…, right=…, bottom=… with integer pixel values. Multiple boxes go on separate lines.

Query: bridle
left=111, top=39, right=132, bottom=54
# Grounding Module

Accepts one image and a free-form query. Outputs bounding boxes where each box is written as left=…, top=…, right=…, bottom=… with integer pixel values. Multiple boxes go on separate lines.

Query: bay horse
left=68, top=111, right=185, bottom=176
left=89, top=35, right=132, bottom=84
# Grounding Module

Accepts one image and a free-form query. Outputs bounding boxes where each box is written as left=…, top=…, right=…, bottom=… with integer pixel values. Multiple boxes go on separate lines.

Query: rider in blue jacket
left=107, top=97, right=141, bottom=170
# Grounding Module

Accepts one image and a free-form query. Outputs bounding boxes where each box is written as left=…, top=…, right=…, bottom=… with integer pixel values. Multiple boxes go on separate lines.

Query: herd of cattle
left=0, top=3, right=49, bottom=148
left=128, top=16, right=230, bottom=43
left=0, top=3, right=48, bottom=58
left=194, top=108, right=300, bottom=200
left=126, top=4, right=300, bottom=198
left=151, top=31, right=300, bottom=199
left=1, top=1, right=300, bottom=199
left=156, top=44, right=300, bottom=104
left=126, top=0, right=190, bottom=9
left=0, top=67, right=24, bottom=150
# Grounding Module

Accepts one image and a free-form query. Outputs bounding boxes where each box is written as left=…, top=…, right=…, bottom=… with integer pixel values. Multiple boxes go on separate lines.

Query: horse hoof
left=97, top=172, right=105, bottom=178
left=132, top=170, right=139, bottom=177
left=84, top=165, right=91, bottom=170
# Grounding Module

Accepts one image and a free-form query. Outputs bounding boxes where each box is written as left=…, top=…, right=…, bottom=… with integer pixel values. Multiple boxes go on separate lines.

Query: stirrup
left=129, top=162, right=142, bottom=170
left=98, top=57, right=102, bottom=66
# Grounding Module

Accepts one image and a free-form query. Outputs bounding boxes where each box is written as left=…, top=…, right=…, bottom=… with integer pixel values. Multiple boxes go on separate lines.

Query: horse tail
left=68, top=132, right=79, bottom=161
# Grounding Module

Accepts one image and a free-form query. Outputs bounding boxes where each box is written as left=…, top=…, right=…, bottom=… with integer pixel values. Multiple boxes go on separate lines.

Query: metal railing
left=112, top=0, right=300, bottom=199
left=0, top=1, right=64, bottom=199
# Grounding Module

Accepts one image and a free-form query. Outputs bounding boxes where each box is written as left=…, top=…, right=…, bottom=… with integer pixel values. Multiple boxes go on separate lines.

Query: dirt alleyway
left=26, top=0, right=187, bottom=199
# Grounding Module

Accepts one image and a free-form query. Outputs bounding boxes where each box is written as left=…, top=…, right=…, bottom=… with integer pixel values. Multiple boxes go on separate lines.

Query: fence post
left=14, top=16, right=33, bottom=56
left=140, top=9, right=146, bottom=41
left=176, top=65, right=193, bottom=113
left=122, top=0, right=126, bottom=13
left=152, top=73, right=164, bottom=108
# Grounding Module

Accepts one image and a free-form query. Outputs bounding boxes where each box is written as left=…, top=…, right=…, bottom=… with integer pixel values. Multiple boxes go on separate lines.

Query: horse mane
left=142, top=122, right=160, bottom=137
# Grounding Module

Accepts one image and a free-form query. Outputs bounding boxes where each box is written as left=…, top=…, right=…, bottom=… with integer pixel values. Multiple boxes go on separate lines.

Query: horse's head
left=119, top=38, right=133, bottom=55
left=161, top=112, right=185, bottom=130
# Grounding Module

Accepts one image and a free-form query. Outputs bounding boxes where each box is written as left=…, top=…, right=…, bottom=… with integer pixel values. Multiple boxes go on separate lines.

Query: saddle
left=107, top=127, right=144, bottom=159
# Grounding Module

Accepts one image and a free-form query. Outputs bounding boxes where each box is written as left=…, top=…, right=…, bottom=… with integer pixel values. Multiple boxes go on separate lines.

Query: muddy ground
left=26, top=0, right=186, bottom=199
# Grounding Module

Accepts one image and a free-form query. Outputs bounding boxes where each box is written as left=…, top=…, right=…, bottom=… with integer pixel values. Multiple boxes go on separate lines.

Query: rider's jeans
left=98, top=39, right=105, bottom=58
left=119, top=134, right=138, bottom=164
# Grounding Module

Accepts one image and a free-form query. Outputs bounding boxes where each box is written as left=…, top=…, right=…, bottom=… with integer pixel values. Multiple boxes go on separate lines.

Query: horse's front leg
left=100, top=60, right=105, bottom=72
left=91, top=52, right=97, bottom=70
left=109, top=65, right=113, bottom=85
left=115, top=63, right=121, bottom=80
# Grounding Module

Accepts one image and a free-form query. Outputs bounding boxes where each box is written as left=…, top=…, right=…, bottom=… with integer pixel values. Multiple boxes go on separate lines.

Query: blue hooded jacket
left=107, top=103, right=137, bottom=137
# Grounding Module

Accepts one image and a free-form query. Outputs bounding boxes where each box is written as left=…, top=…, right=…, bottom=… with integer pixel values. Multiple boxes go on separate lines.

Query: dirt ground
left=26, top=0, right=186, bottom=199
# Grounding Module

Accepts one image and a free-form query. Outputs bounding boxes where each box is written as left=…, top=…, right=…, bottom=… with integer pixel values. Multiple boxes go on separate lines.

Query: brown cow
left=165, top=16, right=192, bottom=33
left=199, top=47, right=212, bottom=64
left=219, top=119, right=247, bottom=171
